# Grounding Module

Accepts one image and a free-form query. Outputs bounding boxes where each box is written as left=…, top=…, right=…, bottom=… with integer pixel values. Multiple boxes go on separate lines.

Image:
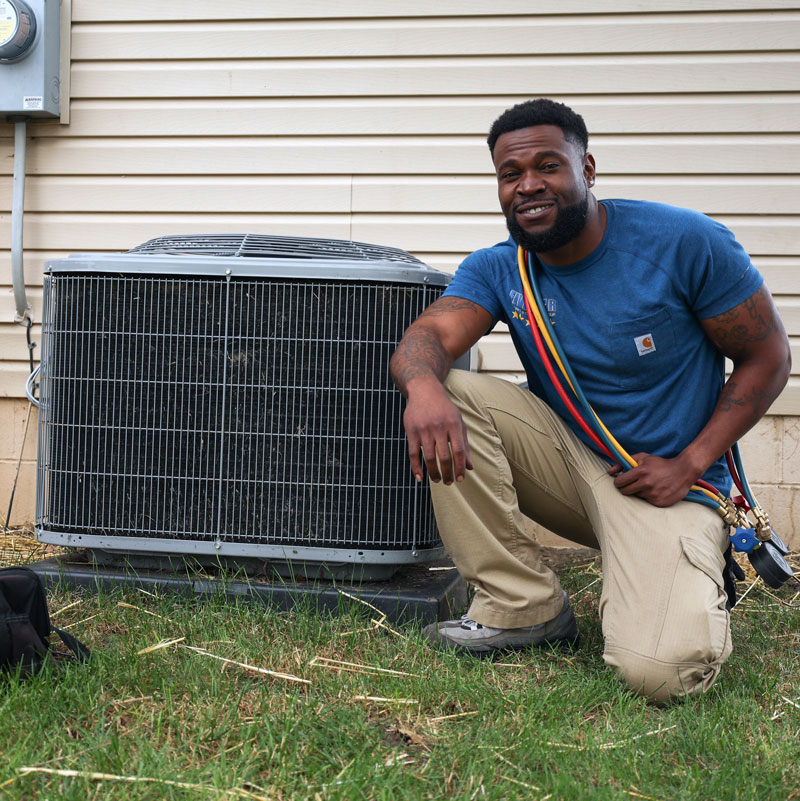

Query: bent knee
left=442, top=368, right=480, bottom=398
left=443, top=369, right=525, bottom=413
left=604, top=647, right=728, bottom=705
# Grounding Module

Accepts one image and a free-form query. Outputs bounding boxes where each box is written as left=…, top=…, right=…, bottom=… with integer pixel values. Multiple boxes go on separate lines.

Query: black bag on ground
left=0, top=566, right=90, bottom=676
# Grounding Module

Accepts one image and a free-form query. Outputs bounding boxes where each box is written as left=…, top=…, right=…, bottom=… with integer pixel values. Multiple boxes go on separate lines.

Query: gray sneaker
left=423, top=591, right=578, bottom=655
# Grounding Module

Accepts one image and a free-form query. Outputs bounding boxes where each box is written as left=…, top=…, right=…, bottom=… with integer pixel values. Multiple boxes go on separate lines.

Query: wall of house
left=1, top=1, right=798, bottom=541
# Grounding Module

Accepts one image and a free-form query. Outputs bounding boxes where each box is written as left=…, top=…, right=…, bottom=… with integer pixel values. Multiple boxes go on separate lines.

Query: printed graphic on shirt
left=634, top=333, right=656, bottom=356
left=508, top=290, right=557, bottom=327
left=509, top=289, right=530, bottom=327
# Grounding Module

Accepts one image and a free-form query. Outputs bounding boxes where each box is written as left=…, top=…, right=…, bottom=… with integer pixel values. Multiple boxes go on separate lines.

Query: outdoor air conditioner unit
left=35, top=234, right=470, bottom=579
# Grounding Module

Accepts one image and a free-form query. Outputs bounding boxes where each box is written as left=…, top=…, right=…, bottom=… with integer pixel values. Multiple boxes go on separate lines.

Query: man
left=389, top=99, right=791, bottom=703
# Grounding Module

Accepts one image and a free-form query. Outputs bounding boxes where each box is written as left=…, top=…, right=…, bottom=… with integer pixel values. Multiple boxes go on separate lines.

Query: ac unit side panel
left=36, top=271, right=456, bottom=558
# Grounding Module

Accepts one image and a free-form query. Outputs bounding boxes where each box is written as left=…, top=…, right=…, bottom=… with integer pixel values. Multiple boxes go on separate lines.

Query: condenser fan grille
left=127, top=233, right=426, bottom=264
left=37, top=274, right=443, bottom=550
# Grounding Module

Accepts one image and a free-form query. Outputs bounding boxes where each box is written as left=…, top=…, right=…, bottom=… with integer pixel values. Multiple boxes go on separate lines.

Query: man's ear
left=583, top=152, right=597, bottom=186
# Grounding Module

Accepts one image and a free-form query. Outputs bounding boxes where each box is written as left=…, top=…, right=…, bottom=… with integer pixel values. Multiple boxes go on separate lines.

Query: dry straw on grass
left=51, top=599, right=82, bottom=618
left=61, top=613, right=101, bottom=630
left=427, top=711, right=478, bottom=723
left=546, top=724, right=677, bottom=751
left=309, top=655, right=419, bottom=678
left=136, top=637, right=186, bottom=656
left=117, top=601, right=174, bottom=621
left=16, top=767, right=270, bottom=800
left=353, top=695, right=419, bottom=705
left=0, top=524, right=71, bottom=568
left=335, top=589, right=408, bottom=639
left=625, top=789, right=663, bottom=801
left=497, top=775, right=546, bottom=793
left=0, top=525, right=45, bottom=567
left=769, top=694, right=800, bottom=720
left=182, top=644, right=311, bottom=685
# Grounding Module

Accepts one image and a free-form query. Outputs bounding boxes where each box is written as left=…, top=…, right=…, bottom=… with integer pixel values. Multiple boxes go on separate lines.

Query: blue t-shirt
left=442, top=199, right=764, bottom=493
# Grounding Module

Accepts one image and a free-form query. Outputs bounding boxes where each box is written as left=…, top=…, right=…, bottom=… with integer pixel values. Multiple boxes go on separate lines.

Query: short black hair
left=487, top=99, right=588, bottom=155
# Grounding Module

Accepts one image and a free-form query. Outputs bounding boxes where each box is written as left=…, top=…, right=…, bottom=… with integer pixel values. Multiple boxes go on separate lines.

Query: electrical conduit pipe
left=11, top=118, right=33, bottom=324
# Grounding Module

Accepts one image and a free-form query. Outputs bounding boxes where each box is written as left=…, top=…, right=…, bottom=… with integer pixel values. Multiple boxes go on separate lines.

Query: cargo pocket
left=668, top=536, right=731, bottom=666
left=680, top=536, right=726, bottom=590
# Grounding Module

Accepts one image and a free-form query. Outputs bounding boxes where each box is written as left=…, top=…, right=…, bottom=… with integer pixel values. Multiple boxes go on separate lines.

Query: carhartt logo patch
left=634, top=333, right=656, bottom=356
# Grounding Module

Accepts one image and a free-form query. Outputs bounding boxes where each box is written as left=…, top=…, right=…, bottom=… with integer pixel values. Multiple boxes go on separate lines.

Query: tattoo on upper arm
left=705, top=285, right=782, bottom=360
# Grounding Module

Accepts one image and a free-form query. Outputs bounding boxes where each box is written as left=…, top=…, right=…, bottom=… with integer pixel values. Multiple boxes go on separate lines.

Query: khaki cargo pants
left=430, top=370, right=732, bottom=703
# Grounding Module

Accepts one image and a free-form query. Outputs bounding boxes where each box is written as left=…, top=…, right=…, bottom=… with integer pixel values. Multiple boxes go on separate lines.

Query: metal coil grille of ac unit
left=36, top=266, right=446, bottom=555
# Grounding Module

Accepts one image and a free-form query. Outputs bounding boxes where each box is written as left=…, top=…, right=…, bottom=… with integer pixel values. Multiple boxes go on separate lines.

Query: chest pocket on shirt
left=606, top=308, right=680, bottom=390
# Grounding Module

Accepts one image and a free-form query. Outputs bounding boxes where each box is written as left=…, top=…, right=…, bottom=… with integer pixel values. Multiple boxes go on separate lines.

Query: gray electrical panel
left=0, top=0, right=60, bottom=118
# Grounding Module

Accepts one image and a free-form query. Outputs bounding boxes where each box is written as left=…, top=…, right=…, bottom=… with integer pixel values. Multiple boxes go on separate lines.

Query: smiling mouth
left=515, top=202, right=554, bottom=220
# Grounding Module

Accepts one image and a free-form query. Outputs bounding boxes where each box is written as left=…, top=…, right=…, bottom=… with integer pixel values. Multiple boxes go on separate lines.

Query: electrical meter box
left=0, top=0, right=60, bottom=118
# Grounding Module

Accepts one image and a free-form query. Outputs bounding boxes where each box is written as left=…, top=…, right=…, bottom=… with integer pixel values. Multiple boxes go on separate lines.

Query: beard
left=505, top=192, right=590, bottom=254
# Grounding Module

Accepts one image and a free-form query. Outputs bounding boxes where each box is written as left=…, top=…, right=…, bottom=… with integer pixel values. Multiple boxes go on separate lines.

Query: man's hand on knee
left=403, top=378, right=473, bottom=485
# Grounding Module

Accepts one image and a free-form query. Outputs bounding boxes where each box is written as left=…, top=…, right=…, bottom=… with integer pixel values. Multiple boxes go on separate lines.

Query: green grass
left=1, top=558, right=799, bottom=801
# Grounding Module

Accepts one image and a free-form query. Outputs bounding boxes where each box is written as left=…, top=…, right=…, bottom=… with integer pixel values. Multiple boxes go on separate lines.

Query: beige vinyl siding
left=63, top=58, right=800, bottom=98
left=70, top=15, right=800, bottom=58
left=0, top=1, right=798, bottom=416
left=69, top=1, right=800, bottom=20
left=16, top=97, right=800, bottom=136
left=3, top=135, right=800, bottom=176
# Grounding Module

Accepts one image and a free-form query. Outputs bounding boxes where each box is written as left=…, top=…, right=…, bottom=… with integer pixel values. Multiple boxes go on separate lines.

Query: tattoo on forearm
left=716, top=380, right=745, bottom=412
left=390, top=297, right=486, bottom=393
left=391, top=326, right=451, bottom=392
left=716, top=378, right=772, bottom=416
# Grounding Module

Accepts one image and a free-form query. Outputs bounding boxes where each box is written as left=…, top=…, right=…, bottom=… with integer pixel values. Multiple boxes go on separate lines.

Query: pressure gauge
left=0, top=0, right=37, bottom=63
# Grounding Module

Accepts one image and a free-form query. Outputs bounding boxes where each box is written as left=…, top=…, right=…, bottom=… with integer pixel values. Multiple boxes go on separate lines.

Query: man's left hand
left=608, top=452, right=700, bottom=507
